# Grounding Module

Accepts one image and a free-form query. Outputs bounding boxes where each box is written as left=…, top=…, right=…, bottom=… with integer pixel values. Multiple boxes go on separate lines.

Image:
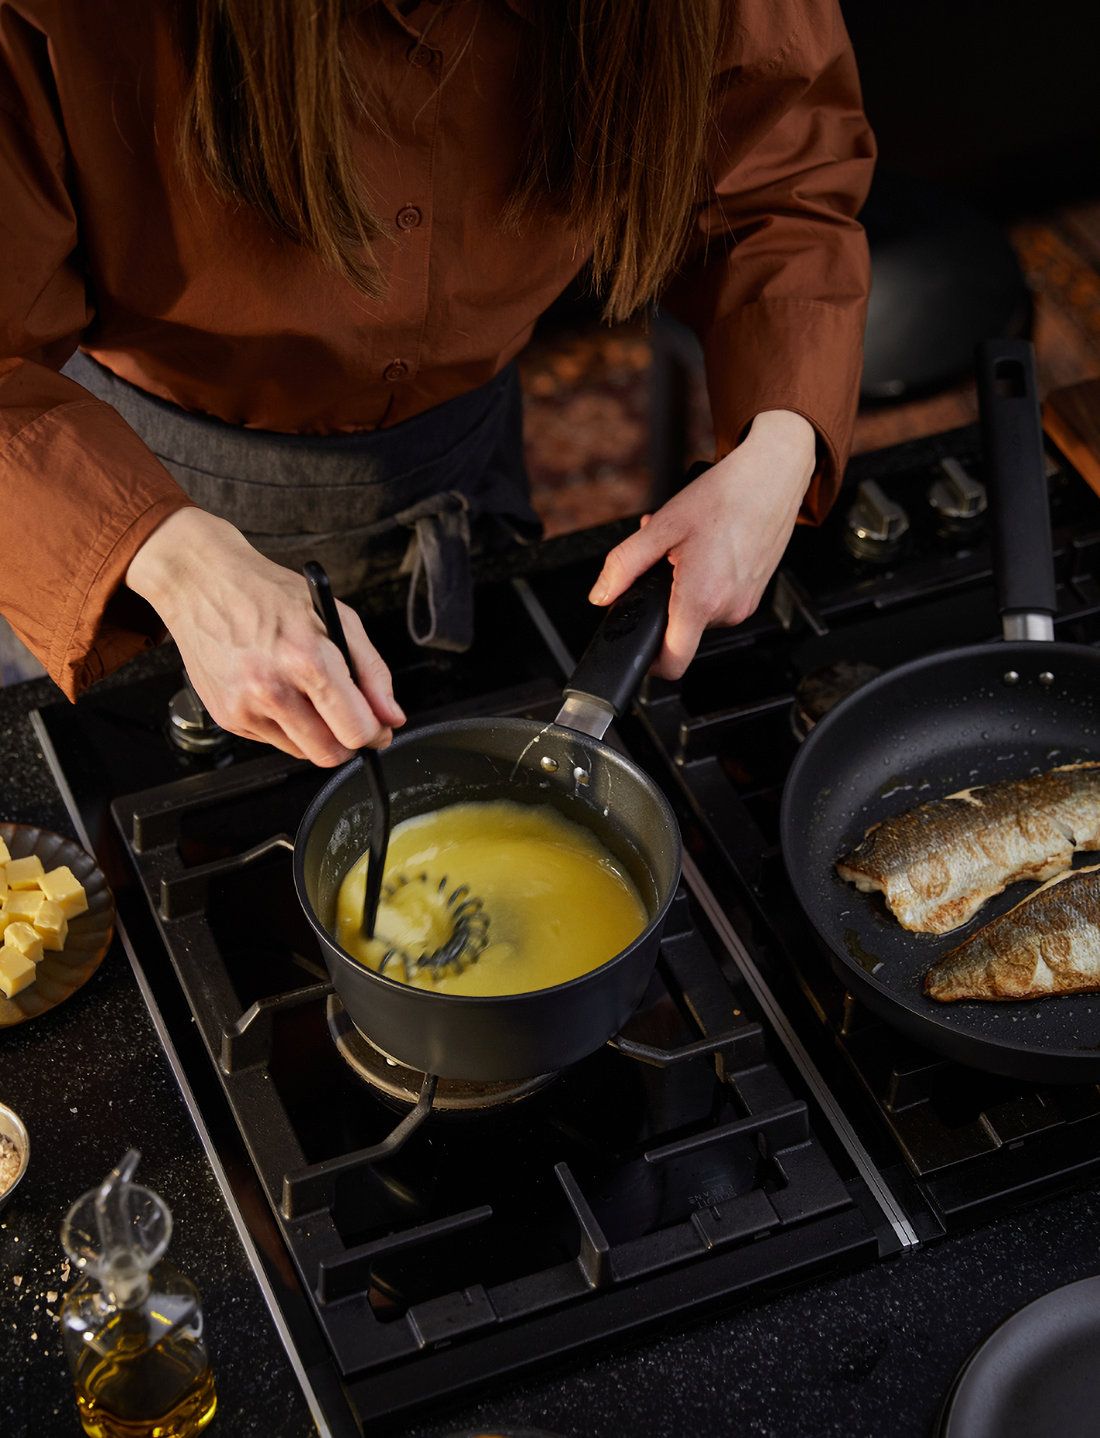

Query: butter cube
left=0, top=869, right=6, bottom=902
left=2, top=891, right=43, bottom=924
left=5, top=855, right=44, bottom=890
left=38, top=866, right=87, bottom=920
left=4, top=922, right=43, bottom=965
left=0, top=836, right=10, bottom=865
left=0, top=946, right=36, bottom=997
left=33, top=900, right=67, bottom=953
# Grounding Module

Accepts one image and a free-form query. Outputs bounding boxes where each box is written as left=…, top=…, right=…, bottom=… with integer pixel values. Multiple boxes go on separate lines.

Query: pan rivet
left=573, top=767, right=591, bottom=786
left=1039, top=671, right=1055, bottom=686
left=1003, top=670, right=1020, bottom=686
left=539, top=755, right=559, bottom=774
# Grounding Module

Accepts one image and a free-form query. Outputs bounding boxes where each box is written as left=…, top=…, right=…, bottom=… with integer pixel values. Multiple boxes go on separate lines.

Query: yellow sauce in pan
left=334, top=800, right=648, bottom=996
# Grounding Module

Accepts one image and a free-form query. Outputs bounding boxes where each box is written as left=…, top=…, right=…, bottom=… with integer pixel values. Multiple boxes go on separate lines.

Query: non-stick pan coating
left=781, top=640, right=1100, bottom=1082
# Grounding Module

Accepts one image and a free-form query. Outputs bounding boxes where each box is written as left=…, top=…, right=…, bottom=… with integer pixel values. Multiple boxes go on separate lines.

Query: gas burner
left=791, top=659, right=882, bottom=740
left=326, top=996, right=556, bottom=1111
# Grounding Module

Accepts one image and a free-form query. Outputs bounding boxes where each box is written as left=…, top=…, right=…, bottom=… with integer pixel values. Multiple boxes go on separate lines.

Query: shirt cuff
left=50, top=492, right=194, bottom=698
left=699, top=297, right=864, bottom=524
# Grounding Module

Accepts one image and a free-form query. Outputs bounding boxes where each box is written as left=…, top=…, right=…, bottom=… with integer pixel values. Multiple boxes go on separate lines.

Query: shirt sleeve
left=661, top=0, right=876, bottom=522
left=0, top=7, right=191, bottom=699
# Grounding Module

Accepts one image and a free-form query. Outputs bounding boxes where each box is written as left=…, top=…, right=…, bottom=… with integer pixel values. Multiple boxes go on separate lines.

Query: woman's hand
left=126, top=508, right=405, bottom=764
left=588, top=410, right=816, bottom=679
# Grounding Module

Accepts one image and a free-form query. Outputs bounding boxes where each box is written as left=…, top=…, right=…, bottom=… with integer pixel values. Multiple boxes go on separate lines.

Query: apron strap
left=395, top=492, right=474, bottom=653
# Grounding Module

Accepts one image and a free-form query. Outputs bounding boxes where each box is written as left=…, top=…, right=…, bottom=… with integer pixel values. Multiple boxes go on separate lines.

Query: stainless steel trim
left=515, top=576, right=615, bottom=738
left=512, top=577, right=920, bottom=1253
left=554, top=692, right=614, bottom=740
left=681, top=852, right=920, bottom=1252
left=30, top=712, right=334, bottom=1438
left=1002, top=613, right=1055, bottom=642
left=512, top=577, right=575, bottom=678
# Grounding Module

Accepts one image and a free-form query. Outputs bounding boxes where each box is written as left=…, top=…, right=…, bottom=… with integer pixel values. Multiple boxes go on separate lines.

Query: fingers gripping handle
left=975, top=340, right=1056, bottom=636
left=560, top=461, right=710, bottom=726
left=563, top=561, right=674, bottom=720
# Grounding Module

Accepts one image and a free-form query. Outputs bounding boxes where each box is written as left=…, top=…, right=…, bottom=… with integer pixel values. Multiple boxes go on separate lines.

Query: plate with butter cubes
left=0, top=823, right=114, bottom=1026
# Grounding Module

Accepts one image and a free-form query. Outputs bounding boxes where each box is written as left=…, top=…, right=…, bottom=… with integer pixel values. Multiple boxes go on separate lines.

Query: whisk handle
left=303, top=561, right=389, bottom=938
left=304, top=561, right=358, bottom=684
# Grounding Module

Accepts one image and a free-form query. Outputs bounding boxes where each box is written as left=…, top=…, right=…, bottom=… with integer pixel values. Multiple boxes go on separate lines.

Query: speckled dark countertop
left=3, top=654, right=1100, bottom=1438
left=0, top=667, right=315, bottom=1438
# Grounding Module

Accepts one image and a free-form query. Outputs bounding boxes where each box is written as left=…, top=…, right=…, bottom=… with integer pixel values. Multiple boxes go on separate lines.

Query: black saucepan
left=781, top=338, right=1100, bottom=1082
left=294, top=565, right=682, bottom=1081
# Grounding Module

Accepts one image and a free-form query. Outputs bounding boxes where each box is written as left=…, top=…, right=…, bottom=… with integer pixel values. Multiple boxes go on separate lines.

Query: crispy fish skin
left=836, top=763, right=1100, bottom=935
left=925, top=865, right=1100, bottom=1002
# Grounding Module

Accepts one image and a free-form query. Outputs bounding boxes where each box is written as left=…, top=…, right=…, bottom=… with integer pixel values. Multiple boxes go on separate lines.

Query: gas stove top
left=617, top=422, right=1100, bottom=1231
left=30, top=420, right=1100, bottom=1435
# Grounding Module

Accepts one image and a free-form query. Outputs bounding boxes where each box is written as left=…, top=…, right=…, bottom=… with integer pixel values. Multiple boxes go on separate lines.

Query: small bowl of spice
left=0, top=1102, right=29, bottom=1213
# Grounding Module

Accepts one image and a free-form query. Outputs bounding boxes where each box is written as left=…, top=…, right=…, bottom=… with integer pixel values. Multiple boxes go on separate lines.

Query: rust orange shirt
left=0, top=0, right=874, bottom=698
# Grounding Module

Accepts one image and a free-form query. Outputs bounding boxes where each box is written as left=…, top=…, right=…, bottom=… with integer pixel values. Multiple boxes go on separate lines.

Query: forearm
left=0, top=357, right=191, bottom=696
left=738, top=409, right=816, bottom=484
left=126, top=507, right=251, bottom=625
left=662, top=0, right=874, bottom=518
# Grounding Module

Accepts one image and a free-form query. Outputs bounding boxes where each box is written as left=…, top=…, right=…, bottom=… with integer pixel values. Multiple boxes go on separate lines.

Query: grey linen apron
left=62, top=351, right=540, bottom=652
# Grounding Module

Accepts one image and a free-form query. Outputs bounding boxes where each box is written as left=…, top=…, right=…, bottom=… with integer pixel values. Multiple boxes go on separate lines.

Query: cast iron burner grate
left=624, top=425, right=1100, bottom=1231
left=109, top=738, right=886, bottom=1427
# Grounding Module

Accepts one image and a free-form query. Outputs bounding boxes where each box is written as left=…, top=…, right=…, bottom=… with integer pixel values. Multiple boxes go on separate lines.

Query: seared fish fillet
left=836, top=763, right=1100, bottom=934
left=925, top=864, right=1100, bottom=1002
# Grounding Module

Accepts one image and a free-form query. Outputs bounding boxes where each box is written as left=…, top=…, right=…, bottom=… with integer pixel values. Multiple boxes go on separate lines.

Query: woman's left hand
left=588, top=409, right=817, bottom=679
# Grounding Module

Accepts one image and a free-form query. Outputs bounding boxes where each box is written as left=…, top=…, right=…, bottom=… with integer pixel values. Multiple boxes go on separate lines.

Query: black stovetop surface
left=31, top=421, right=1100, bottom=1435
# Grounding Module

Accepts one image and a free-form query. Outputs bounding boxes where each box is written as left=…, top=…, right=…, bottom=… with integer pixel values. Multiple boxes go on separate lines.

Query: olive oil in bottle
left=59, top=1150, right=217, bottom=1438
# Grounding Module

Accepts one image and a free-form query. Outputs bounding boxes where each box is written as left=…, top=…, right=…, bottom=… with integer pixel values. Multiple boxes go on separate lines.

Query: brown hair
left=178, top=1, right=722, bottom=320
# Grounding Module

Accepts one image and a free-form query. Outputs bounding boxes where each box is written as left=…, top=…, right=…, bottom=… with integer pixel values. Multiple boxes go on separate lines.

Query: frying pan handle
left=559, top=461, right=711, bottom=731
left=975, top=339, right=1056, bottom=641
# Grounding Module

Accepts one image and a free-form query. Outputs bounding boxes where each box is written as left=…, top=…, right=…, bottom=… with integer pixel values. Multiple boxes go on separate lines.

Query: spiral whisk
left=374, top=871, right=491, bottom=982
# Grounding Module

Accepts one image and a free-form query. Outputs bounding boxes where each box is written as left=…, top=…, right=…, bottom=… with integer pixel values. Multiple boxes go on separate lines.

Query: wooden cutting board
left=1044, top=378, right=1100, bottom=497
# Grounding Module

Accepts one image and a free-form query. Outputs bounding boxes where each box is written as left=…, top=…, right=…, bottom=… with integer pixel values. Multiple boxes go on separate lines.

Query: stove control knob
left=168, top=681, right=233, bottom=756
left=928, top=457, right=988, bottom=528
left=844, top=480, right=909, bottom=561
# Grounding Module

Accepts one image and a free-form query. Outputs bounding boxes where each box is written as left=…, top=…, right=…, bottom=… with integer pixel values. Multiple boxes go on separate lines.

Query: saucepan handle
left=562, top=560, right=674, bottom=722
left=975, top=338, right=1056, bottom=641
left=558, top=462, right=711, bottom=736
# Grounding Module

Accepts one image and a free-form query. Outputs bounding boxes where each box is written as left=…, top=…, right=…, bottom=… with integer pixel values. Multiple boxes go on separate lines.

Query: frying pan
left=781, top=339, right=1100, bottom=1082
left=294, top=564, right=682, bottom=1082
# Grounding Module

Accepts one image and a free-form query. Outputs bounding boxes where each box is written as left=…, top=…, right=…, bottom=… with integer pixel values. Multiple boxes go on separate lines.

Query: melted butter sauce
left=334, top=799, right=648, bottom=996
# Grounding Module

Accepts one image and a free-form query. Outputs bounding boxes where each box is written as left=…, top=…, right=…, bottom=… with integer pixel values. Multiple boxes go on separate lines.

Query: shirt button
left=406, top=43, right=435, bottom=68
left=396, top=205, right=422, bottom=231
left=383, top=360, right=410, bottom=382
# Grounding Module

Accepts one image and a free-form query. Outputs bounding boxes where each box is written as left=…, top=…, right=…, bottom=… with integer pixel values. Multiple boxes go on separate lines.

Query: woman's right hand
left=126, top=507, right=405, bottom=764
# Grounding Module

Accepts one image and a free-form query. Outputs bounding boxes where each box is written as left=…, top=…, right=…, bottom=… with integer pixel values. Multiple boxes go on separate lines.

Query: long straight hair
left=177, top=1, right=723, bottom=320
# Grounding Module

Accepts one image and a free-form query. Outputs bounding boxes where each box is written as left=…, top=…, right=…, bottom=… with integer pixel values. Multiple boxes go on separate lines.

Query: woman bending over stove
left=0, top=0, right=873, bottom=761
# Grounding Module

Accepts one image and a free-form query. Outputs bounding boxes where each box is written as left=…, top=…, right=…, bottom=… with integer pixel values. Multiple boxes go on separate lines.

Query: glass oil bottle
left=59, top=1149, right=217, bottom=1438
